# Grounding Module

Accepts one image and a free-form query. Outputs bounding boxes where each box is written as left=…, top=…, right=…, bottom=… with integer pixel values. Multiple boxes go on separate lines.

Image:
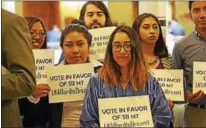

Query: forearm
left=2, top=71, right=36, bottom=100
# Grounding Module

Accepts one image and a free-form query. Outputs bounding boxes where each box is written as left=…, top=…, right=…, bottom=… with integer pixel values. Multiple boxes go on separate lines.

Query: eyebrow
left=64, top=40, right=85, bottom=43
left=87, top=11, right=103, bottom=14
left=31, top=29, right=44, bottom=31
left=193, top=7, right=200, bottom=10
left=142, top=23, right=158, bottom=26
left=113, top=41, right=130, bottom=44
left=77, top=40, right=85, bottom=43
left=64, top=41, right=72, bottom=44
left=124, top=41, right=131, bottom=44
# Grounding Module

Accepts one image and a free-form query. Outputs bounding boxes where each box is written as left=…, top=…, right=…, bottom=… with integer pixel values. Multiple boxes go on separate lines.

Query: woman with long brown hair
left=132, top=13, right=174, bottom=127
left=80, top=25, right=171, bottom=127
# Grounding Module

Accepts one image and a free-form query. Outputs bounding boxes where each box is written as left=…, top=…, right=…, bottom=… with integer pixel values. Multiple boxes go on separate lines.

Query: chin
left=117, top=62, right=129, bottom=68
left=73, top=60, right=83, bottom=64
left=147, top=40, right=156, bottom=44
left=32, top=46, right=40, bottom=49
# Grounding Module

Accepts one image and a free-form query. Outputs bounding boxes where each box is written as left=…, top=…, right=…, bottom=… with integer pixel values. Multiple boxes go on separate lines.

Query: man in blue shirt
left=169, top=19, right=185, bottom=36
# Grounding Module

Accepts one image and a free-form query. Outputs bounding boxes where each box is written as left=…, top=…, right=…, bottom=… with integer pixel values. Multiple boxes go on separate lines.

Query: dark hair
left=99, top=26, right=148, bottom=90
left=24, top=16, right=47, bottom=49
left=132, top=13, right=169, bottom=58
left=189, top=1, right=194, bottom=12
left=70, top=19, right=86, bottom=26
left=60, top=20, right=92, bottom=48
left=79, top=1, right=113, bottom=27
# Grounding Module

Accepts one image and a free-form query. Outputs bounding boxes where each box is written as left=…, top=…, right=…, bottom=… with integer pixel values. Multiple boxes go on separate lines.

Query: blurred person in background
left=79, top=1, right=113, bottom=29
left=47, top=25, right=61, bottom=42
left=58, top=1, right=114, bottom=63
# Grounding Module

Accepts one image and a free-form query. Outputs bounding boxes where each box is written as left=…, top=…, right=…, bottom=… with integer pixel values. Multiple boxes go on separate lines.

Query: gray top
left=172, top=30, right=206, bottom=105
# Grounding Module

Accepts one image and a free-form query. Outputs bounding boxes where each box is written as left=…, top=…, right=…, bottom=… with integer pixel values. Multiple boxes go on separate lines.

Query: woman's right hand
left=167, top=99, right=174, bottom=109
left=32, top=84, right=51, bottom=98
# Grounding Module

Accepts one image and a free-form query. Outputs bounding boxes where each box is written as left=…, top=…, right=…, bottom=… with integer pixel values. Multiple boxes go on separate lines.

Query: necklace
left=147, top=56, right=159, bottom=66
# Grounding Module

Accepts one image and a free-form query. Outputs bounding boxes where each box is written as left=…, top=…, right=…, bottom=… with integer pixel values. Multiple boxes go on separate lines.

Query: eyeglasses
left=30, top=31, right=46, bottom=37
left=112, top=44, right=131, bottom=52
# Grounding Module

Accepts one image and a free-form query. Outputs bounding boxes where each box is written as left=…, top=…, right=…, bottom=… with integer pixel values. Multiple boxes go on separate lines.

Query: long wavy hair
left=132, top=13, right=169, bottom=58
left=79, top=1, right=113, bottom=27
left=24, top=16, right=47, bottom=49
left=98, top=26, right=149, bottom=90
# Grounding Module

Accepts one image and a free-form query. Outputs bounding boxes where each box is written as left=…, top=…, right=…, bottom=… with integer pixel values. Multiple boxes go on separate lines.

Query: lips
left=118, top=56, right=128, bottom=59
left=32, top=39, right=43, bottom=45
left=148, top=36, right=156, bottom=40
left=72, top=56, right=81, bottom=59
left=32, top=42, right=42, bottom=48
left=199, top=21, right=206, bottom=24
left=92, top=22, right=101, bottom=26
left=91, top=22, right=101, bottom=28
left=33, top=43, right=40, bottom=47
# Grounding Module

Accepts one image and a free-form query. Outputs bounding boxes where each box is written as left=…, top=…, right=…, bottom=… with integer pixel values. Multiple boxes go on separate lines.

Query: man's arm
left=172, top=41, right=205, bottom=103
left=172, top=42, right=183, bottom=69
left=2, top=15, right=36, bottom=100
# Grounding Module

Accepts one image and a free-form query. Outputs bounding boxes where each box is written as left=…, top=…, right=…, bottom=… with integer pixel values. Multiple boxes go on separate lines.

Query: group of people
left=2, top=1, right=206, bottom=128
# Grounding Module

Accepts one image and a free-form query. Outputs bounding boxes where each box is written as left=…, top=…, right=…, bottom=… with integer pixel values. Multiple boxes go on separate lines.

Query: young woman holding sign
left=18, top=17, right=51, bottom=128
left=80, top=26, right=172, bottom=127
left=132, top=13, right=174, bottom=127
left=49, top=20, right=102, bottom=128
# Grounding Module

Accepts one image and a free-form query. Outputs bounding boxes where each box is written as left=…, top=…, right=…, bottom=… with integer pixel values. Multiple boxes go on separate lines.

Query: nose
left=120, top=46, right=126, bottom=53
left=149, top=28, right=155, bottom=34
left=200, top=9, right=206, bottom=18
left=72, top=45, right=79, bottom=53
left=34, top=33, right=40, bottom=39
left=92, top=14, right=98, bottom=21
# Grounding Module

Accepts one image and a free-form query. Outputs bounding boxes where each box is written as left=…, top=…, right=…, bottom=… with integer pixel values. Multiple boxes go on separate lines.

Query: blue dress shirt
left=80, top=74, right=172, bottom=128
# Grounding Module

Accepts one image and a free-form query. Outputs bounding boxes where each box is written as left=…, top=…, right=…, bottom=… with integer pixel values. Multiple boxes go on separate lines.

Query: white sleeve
left=27, top=95, right=40, bottom=104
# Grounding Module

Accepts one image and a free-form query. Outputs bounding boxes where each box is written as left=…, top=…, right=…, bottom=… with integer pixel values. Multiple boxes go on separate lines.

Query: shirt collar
left=194, top=29, right=206, bottom=41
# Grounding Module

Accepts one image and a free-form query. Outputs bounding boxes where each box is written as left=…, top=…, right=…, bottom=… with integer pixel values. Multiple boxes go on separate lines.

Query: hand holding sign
left=32, top=84, right=51, bottom=98
left=167, top=99, right=174, bottom=109
left=187, top=90, right=205, bottom=103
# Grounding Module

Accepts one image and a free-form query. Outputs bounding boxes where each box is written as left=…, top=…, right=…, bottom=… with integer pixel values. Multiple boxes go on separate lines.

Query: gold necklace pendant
left=148, top=56, right=159, bottom=66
